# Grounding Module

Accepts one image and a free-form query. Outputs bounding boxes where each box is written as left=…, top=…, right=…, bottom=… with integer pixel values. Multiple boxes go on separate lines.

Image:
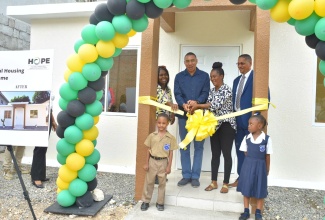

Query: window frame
left=30, top=109, right=38, bottom=118
left=4, top=110, right=11, bottom=119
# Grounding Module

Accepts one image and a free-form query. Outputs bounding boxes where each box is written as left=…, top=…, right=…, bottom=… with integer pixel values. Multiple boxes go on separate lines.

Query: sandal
left=205, top=183, right=218, bottom=191
left=220, top=184, right=228, bottom=193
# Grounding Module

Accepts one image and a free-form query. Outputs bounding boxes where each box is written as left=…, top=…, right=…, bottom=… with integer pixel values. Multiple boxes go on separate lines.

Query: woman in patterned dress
left=189, top=62, right=236, bottom=193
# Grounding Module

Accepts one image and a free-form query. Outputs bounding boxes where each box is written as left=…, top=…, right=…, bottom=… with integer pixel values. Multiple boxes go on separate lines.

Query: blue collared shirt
left=174, top=68, right=210, bottom=117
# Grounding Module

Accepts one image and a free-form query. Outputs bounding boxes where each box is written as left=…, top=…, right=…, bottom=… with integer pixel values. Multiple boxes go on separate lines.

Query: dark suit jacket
left=232, top=71, right=254, bottom=130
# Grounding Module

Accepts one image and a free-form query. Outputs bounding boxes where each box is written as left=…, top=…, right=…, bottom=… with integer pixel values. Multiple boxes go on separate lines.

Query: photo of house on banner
left=0, top=91, right=51, bottom=131
left=0, top=50, right=54, bottom=147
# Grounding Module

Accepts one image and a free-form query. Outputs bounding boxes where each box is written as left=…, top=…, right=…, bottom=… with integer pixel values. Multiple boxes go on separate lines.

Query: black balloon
left=95, top=3, right=114, bottom=22
left=126, top=0, right=145, bottom=20
left=87, top=178, right=98, bottom=191
left=316, top=41, right=325, bottom=60
left=88, top=77, right=105, bottom=91
left=76, top=191, right=94, bottom=208
left=145, top=1, right=163, bottom=19
left=57, top=111, right=75, bottom=128
left=89, top=13, right=100, bottom=25
left=101, top=70, right=108, bottom=77
left=94, top=164, right=98, bottom=170
left=56, top=125, right=65, bottom=138
left=66, top=100, right=85, bottom=117
left=107, top=0, right=126, bottom=16
left=78, top=87, right=97, bottom=104
left=229, top=0, right=247, bottom=4
left=306, top=34, right=320, bottom=49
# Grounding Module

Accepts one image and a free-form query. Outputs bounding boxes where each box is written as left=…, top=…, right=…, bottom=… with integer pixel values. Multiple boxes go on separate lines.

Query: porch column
left=135, top=18, right=160, bottom=200
left=251, top=7, right=270, bottom=213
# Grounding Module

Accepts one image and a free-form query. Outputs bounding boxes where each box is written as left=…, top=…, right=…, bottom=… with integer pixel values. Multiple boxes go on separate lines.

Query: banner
left=0, top=50, right=54, bottom=147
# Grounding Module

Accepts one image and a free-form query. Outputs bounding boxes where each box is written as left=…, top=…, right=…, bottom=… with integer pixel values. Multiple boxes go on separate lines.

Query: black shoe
left=42, top=178, right=50, bottom=182
left=32, top=180, right=44, bottom=188
left=177, top=178, right=191, bottom=186
left=156, top=203, right=164, bottom=211
left=141, top=202, right=149, bottom=211
left=239, top=212, right=250, bottom=220
left=255, top=213, right=263, bottom=220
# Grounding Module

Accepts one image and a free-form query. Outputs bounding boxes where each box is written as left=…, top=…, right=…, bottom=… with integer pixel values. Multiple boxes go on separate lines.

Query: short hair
left=157, top=113, right=169, bottom=121
left=185, top=52, right=196, bottom=58
left=157, top=66, right=170, bottom=85
left=250, top=113, right=267, bottom=128
left=239, top=54, right=252, bottom=63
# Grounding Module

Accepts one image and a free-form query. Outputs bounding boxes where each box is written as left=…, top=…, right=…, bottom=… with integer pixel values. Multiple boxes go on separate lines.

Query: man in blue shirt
left=174, top=52, right=210, bottom=187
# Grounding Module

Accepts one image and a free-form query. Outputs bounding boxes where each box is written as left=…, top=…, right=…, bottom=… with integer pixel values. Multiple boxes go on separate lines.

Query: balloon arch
left=55, top=0, right=325, bottom=207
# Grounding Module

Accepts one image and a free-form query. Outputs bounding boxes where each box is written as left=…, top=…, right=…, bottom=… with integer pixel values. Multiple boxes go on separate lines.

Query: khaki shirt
left=144, top=131, right=178, bottom=158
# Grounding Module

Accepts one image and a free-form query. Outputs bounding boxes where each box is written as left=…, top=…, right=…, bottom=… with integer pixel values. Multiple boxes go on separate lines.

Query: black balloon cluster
left=306, top=34, right=325, bottom=61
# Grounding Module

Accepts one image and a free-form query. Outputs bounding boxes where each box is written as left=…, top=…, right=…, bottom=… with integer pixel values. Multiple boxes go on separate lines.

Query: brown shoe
left=220, top=184, right=229, bottom=193
left=205, top=183, right=218, bottom=191
left=228, top=179, right=238, bottom=188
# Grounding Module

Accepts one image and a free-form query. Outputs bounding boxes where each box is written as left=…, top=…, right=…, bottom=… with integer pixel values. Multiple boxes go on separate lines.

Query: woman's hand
left=170, top=113, right=175, bottom=125
left=188, top=100, right=198, bottom=114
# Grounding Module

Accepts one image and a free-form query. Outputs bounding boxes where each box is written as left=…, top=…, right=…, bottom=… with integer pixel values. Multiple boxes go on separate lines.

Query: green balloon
left=96, top=90, right=103, bottom=101
left=153, top=0, right=173, bottom=9
left=96, top=21, right=116, bottom=41
left=248, top=0, right=256, bottom=3
left=64, top=125, right=83, bottom=144
left=295, top=13, right=321, bottom=36
left=92, top=139, right=97, bottom=147
left=287, top=18, right=296, bottom=26
left=81, top=24, right=99, bottom=45
left=256, top=0, right=277, bottom=10
left=59, top=83, right=78, bottom=101
left=138, top=0, right=150, bottom=2
left=78, top=164, right=97, bottom=182
left=131, top=15, right=149, bottom=32
left=85, top=149, right=101, bottom=165
left=82, top=63, right=101, bottom=82
left=113, top=48, right=123, bottom=57
left=57, top=190, right=76, bottom=207
left=57, top=153, right=67, bottom=165
left=68, top=72, right=88, bottom=91
left=68, top=178, right=88, bottom=197
left=56, top=138, right=76, bottom=157
left=95, top=56, right=114, bottom=71
left=315, top=18, right=325, bottom=41
left=74, top=39, right=85, bottom=53
left=75, top=113, right=94, bottom=130
left=59, top=98, right=69, bottom=111
left=319, top=60, right=325, bottom=76
left=86, top=100, right=103, bottom=116
left=173, top=0, right=191, bottom=9
left=112, top=15, right=132, bottom=34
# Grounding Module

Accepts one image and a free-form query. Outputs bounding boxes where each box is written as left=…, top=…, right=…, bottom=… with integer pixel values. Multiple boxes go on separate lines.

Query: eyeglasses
left=236, top=62, right=246, bottom=66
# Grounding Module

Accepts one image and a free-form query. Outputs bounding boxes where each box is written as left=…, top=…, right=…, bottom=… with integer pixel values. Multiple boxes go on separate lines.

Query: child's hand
left=143, top=164, right=149, bottom=171
left=165, top=167, right=171, bottom=174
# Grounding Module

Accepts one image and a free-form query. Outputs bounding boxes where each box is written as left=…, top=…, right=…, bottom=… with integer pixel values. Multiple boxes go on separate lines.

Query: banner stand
left=6, top=145, right=37, bottom=220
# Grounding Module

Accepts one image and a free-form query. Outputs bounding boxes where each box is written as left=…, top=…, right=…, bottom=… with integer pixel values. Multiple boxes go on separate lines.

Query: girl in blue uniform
left=237, top=114, right=273, bottom=220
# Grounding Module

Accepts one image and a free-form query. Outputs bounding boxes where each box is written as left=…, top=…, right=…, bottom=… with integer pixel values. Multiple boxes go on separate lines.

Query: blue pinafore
left=237, top=135, right=269, bottom=199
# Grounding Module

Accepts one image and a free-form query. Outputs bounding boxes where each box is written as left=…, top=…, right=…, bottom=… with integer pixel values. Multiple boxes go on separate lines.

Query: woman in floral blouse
left=189, top=62, right=236, bottom=193
left=156, top=66, right=178, bottom=125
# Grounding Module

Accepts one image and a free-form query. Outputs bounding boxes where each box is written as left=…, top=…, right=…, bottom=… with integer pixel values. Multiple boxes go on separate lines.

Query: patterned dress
left=156, top=85, right=173, bottom=119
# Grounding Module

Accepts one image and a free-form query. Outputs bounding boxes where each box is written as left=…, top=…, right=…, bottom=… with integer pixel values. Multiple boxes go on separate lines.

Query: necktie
left=235, top=75, right=246, bottom=110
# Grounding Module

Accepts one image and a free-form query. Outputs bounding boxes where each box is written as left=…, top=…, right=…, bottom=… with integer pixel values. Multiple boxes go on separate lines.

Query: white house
left=6, top=1, right=325, bottom=192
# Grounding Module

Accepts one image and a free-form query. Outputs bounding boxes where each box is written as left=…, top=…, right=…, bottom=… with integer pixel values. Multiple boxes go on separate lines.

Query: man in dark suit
left=229, top=54, right=254, bottom=187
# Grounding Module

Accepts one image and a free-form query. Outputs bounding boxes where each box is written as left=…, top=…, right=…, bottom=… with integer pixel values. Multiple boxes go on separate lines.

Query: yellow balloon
left=288, top=0, right=314, bottom=20
left=270, top=0, right=291, bottom=23
left=112, top=33, right=129, bottom=48
left=93, top=116, right=99, bottom=125
left=64, top=69, right=73, bottom=82
left=66, top=152, right=86, bottom=171
left=66, top=53, right=85, bottom=72
left=315, top=0, right=325, bottom=17
left=58, top=165, right=78, bottom=183
left=57, top=188, right=62, bottom=194
left=96, top=40, right=115, bottom=58
left=78, top=44, right=98, bottom=63
left=56, top=177, right=70, bottom=190
left=83, top=126, right=99, bottom=141
left=127, top=29, right=136, bottom=37
left=75, top=139, right=95, bottom=156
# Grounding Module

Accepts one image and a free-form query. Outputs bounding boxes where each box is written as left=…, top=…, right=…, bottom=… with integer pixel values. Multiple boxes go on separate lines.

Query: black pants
left=210, top=122, right=236, bottom=184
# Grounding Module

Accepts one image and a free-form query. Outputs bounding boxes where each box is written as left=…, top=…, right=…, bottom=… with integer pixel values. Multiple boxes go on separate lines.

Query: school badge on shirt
left=259, top=145, right=266, bottom=152
left=164, top=144, right=170, bottom=151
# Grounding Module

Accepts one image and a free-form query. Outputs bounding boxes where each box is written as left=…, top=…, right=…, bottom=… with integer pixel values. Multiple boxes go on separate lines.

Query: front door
left=14, top=108, right=24, bottom=129
left=176, top=45, right=240, bottom=173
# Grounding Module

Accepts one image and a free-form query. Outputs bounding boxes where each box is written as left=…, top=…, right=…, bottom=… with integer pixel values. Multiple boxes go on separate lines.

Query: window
left=30, top=110, right=38, bottom=118
left=4, top=110, right=11, bottom=119
left=101, top=48, right=138, bottom=114
left=315, top=59, right=325, bottom=123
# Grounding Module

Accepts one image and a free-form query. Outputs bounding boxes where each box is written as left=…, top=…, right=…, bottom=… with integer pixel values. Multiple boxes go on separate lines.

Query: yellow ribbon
left=179, top=98, right=275, bottom=149
left=138, top=96, right=184, bottom=115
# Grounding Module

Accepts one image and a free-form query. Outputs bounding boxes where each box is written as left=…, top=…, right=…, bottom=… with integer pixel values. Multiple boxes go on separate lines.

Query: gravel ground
left=0, top=161, right=324, bottom=220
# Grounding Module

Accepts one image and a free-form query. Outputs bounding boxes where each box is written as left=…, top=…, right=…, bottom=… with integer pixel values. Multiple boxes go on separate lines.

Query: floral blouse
left=207, top=84, right=236, bottom=131
left=156, top=85, right=173, bottom=118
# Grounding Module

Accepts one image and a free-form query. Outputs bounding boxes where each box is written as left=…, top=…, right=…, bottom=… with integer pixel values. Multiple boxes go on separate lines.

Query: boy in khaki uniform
left=141, top=113, right=178, bottom=211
